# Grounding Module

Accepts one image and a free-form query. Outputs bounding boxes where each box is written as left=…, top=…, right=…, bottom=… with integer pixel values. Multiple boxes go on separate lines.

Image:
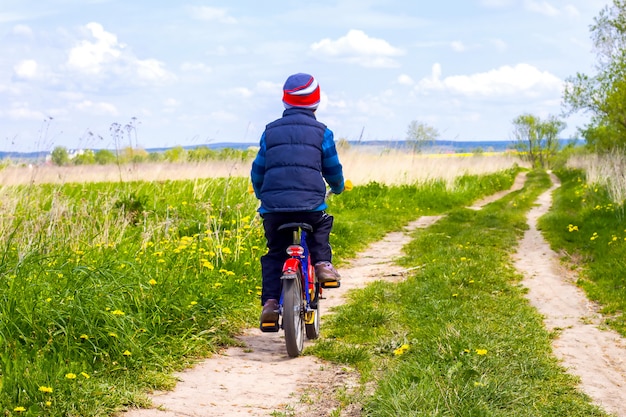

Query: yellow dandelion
left=14, top=406, right=26, bottom=412
left=476, top=349, right=488, bottom=355
left=38, top=386, right=53, bottom=393
left=111, top=309, right=125, bottom=316
left=80, top=334, right=89, bottom=340
left=149, top=279, right=157, bottom=285
left=222, top=247, right=232, bottom=254
left=190, top=301, right=198, bottom=305
left=81, top=372, right=90, bottom=379
left=123, top=350, right=132, bottom=356
left=109, top=332, right=118, bottom=338
left=65, top=373, right=77, bottom=379
left=45, top=401, right=52, bottom=407
left=393, top=344, right=410, bottom=356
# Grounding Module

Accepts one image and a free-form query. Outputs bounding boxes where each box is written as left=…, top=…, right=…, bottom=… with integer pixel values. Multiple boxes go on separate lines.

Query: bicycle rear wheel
left=282, top=274, right=305, bottom=357
left=305, top=273, right=320, bottom=340
left=305, top=305, right=320, bottom=340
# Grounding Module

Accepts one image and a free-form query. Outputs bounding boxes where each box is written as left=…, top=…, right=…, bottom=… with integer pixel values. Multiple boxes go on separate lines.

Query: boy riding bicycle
left=250, top=72, right=345, bottom=328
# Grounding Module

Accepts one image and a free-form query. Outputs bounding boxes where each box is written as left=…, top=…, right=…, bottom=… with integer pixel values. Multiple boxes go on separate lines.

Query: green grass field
left=0, top=159, right=622, bottom=416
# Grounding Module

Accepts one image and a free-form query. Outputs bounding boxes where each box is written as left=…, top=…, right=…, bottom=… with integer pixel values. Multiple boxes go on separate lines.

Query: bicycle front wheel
left=282, top=275, right=305, bottom=357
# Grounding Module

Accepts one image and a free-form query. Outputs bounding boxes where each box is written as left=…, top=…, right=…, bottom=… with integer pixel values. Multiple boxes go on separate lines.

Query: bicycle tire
left=282, top=274, right=305, bottom=357
left=305, top=305, right=320, bottom=340
left=305, top=272, right=320, bottom=340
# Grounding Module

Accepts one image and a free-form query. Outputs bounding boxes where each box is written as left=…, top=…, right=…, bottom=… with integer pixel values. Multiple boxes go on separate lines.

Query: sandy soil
left=513, top=173, right=626, bottom=417
left=119, top=172, right=626, bottom=417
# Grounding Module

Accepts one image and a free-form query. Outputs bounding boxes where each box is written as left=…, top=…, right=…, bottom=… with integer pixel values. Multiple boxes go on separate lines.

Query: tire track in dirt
left=513, top=172, right=626, bottom=417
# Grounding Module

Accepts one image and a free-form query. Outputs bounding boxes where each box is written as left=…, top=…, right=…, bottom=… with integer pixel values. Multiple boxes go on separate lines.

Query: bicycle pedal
left=321, top=281, right=341, bottom=289
left=259, top=321, right=279, bottom=332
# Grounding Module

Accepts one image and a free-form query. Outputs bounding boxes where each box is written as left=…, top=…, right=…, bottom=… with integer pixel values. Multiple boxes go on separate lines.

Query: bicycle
left=260, top=222, right=339, bottom=357
left=257, top=181, right=351, bottom=357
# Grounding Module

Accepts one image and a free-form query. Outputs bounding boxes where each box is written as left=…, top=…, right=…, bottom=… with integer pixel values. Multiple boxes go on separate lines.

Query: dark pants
left=260, top=211, right=334, bottom=304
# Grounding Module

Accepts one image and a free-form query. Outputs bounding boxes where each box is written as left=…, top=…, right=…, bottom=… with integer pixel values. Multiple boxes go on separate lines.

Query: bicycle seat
left=277, top=222, right=313, bottom=232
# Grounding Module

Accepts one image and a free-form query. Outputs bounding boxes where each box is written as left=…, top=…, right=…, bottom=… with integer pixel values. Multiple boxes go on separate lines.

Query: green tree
left=562, top=0, right=626, bottom=151
left=540, top=115, right=567, bottom=167
left=73, top=149, right=96, bottom=165
left=147, top=151, right=162, bottom=162
left=512, top=113, right=566, bottom=168
left=406, top=120, right=439, bottom=153
left=164, top=146, right=186, bottom=162
left=188, top=146, right=216, bottom=162
left=50, top=146, right=70, bottom=166
left=94, top=149, right=117, bottom=165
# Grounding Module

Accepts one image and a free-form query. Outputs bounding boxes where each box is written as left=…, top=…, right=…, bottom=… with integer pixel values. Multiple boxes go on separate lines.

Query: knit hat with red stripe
left=282, top=73, right=320, bottom=109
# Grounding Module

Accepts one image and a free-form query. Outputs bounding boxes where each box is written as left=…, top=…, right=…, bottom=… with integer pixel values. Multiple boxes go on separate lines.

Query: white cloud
left=163, top=98, right=180, bottom=107
left=228, top=87, right=253, bottom=99
left=490, top=38, right=508, bottom=52
left=13, top=59, right=38, bottom=79
left=134, top=58, right=171, bottom=81
left=479, top=0, right=514, bottom=7
left=190, top=6, right=237, bottom=24
left=311, top=29, right=404, bottom=68
left=66, top=22, right=174, bottom=84
left=564, top=5, right=580, bottom=17
left=524, top=0, right=560, bottom=16
left=417, top=63, right=563, bottom=97
left=7, top=103, right=45, bottom=120
left=163, top=98, right=180, bottom=113
left=67, top=22, right=122, bottom=74
left=397, top=74, right=414, bottom=85
left=12, top=24, right=33, bottom=37
left=180, top=62, right=212, bottom=73
left=451, top=41, right=467, bottom=52
left=74, top=100, right=119, bottom=116
left=209, top=110, right=237, bottom=122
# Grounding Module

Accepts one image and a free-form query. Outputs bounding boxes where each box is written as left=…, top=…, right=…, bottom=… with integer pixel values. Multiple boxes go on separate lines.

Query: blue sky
left=0, top=0, right=609, bottom=152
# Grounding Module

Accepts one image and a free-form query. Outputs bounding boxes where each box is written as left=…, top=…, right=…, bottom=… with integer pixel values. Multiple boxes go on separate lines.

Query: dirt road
left=121, top=172, right=626, bottom=417
left=514, top=173, right=626, bottom=417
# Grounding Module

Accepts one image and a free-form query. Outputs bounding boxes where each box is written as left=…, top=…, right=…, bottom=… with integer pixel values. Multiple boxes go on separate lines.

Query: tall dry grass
left=0, top=149, right=524, bottom=186
left=339, top=149, right=524, bottom=186
left=567, top=150, right=626, bottom=204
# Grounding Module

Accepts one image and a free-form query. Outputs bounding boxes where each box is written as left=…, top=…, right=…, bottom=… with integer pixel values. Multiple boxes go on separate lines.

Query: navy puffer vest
left=260, top=108, right=327, bottom=212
